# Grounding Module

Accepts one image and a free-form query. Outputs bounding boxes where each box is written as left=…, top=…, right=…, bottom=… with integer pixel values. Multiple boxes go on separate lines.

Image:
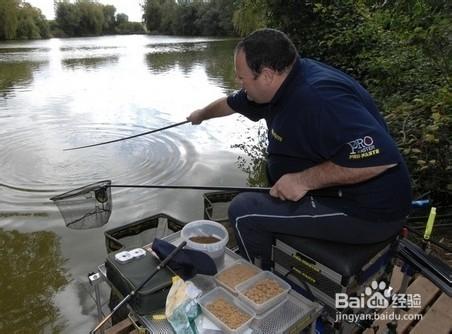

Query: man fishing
left=187, top=28, right=412, bottom=270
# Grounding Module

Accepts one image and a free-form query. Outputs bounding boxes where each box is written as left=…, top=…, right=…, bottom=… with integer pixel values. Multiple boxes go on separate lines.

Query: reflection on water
left=62, top=55, right=119, bottom=71
left=0, top=61, right=45, bottom=94
left=0, top=229, right=68, bottom=333
left=0, top=47, right=50, bottom=54
left=0, top=35, right=254, bottom=333
left=146, top=40, right=236, bottom=92
left=59, top=46, right=120, bottom=52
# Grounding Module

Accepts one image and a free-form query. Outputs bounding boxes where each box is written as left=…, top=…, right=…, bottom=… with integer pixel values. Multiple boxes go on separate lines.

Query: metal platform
left=90, top=231, right=322, bottom=333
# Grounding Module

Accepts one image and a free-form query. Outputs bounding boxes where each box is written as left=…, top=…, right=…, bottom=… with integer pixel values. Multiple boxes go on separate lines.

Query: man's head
left=234, top=29, right=298, bottom=103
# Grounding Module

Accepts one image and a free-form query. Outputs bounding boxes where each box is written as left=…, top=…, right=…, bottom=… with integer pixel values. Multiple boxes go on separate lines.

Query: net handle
left=109, top=183, right=343, bottom=198
left=110, top=184, right=270, bottom=192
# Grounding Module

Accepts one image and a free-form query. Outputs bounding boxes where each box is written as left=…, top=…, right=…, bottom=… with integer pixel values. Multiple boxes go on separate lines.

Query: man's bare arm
left=187, top=97, right=235, bottom=124
left=270, top=161, right=397, bottom=201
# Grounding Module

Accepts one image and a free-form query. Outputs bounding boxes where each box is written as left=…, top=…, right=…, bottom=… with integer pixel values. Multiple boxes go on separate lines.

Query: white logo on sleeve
left=347, top=136, right=380, bottom=160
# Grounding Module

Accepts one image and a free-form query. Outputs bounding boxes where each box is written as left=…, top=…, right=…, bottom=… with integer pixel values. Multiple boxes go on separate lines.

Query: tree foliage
left=142, top=0, right=235, bottom=36
left=0, top=0, right=145, bottom=39
left=102, top=4, right=116, bottom=34
left=55, top=1, right=81, bottom=36
left=54, top=0, right=144, bottom=37
left=77, top=0, right=104, bottom=35
left=0, top=0, right=49, bottom=40
left=232, top=0, right=267, bottom=37
left=232, top=0, right=451, bottom=204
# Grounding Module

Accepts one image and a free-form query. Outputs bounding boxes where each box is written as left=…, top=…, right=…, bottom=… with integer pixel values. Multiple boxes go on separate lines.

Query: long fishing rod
left=64, top=120, right=189, bottom=151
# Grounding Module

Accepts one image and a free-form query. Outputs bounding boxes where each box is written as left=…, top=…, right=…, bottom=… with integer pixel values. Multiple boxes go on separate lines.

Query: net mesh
left=50, top=180, right=112, bottom=229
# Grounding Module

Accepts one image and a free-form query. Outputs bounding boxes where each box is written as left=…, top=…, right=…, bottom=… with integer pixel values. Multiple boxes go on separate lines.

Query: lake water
left=0, top=35, right=258, bottom=333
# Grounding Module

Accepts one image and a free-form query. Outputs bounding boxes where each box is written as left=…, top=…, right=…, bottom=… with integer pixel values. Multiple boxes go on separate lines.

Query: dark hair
left=235, top=28, right=298, bottom=75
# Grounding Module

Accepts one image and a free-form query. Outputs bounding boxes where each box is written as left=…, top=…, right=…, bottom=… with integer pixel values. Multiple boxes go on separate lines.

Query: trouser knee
left=228, top=193, right=254, bottom=225
left=228, top=193, right=260, bottom=259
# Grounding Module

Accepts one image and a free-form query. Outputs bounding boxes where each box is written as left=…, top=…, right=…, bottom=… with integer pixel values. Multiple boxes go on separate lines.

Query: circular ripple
left=0, top=119, right=197, bottom=211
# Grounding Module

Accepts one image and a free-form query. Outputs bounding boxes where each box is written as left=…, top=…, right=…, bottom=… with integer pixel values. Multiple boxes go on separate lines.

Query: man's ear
left=261, top=68, right=275, bottom=84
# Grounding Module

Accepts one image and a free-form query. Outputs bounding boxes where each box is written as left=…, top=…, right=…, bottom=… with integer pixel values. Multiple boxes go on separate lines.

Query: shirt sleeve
left=226, top=89, right=268, bottom=122
left=311, top=94, right=402, bottom=168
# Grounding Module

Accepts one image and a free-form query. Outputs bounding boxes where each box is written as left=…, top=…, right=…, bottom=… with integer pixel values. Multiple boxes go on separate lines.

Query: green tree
left=0, top=0, right=19, bottom=40
left=34, top=8, right=50, bottom=38
left=77, top=0, right=104, bottom=36
left=214, top=0, right=234, bottom=35
left=172, top=2, right=199, bottom=35
left=159, top=0, right=176, bottom=34
left=360, top=0, right=451, bottom=203
left=55, top=1, right=81, bottom=36
left=102, top=4, right=116, bottom=34
left=142, top=0, right=162, bottom=32
left=195, top=0, right=234, bottom=36
left=115, top=12, right=128, bottom=27
left=16, top=3, right=40, bottom=39
left=16, top=3, right=49, bottom=39
left=232, top=0, right=267, bottom=36
left=142, top=0, right=235, bottom=36
left=115, top=13, right=144, bottom=34
left=116, top=21, right=145, bottom=34
left=55, top=0, right=112, bottom=36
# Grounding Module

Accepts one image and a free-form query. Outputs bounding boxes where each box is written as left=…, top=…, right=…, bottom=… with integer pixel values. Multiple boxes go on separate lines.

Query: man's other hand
left=270, top=173, right=309, bottom=201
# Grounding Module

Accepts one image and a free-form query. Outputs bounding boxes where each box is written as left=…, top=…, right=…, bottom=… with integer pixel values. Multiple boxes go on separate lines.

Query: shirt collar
left=270, top=57, right=303, bottom=106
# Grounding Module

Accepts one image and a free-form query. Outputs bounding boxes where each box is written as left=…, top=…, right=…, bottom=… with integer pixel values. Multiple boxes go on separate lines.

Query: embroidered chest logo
left=347, top=136, right=380, bottom=159
left=271, top=129, right=283, bottom=142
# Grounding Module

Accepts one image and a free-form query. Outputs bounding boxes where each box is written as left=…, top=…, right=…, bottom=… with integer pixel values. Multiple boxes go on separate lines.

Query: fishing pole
left=64, top=120, right=189, bottom=151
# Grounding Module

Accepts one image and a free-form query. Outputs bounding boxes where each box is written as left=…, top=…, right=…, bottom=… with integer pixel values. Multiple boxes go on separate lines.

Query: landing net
left=50, top=180, right=112, bottom=229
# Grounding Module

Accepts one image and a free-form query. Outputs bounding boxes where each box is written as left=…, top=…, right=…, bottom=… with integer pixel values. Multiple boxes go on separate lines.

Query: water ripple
left=0, top=120, right=197, bottom=208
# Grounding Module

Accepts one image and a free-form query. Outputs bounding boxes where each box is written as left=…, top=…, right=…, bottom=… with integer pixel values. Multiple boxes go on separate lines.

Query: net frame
left=50, top=180, right=112, bottom=229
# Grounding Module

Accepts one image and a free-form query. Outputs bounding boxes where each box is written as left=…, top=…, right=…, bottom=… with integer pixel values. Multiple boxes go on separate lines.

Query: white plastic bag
left=166, top=276, right=202, bottom=334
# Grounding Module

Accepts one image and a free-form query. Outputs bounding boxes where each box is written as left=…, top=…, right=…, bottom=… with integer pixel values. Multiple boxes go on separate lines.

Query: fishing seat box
left=272, top=234, right=396, bottom=317
left=105, top=248, right=174, bottom=315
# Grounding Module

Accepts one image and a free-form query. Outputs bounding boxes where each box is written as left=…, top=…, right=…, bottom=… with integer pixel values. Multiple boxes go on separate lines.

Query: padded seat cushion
left=274, top=234, right=395, bottom=278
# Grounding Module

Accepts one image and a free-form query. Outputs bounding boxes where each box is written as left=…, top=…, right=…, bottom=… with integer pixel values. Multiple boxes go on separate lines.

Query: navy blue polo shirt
left=227, top=57, right=412, bottom=222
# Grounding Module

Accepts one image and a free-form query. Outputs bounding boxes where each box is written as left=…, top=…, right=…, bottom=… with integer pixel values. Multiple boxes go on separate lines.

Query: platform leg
left=89, top=272, right=105, bottom=334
